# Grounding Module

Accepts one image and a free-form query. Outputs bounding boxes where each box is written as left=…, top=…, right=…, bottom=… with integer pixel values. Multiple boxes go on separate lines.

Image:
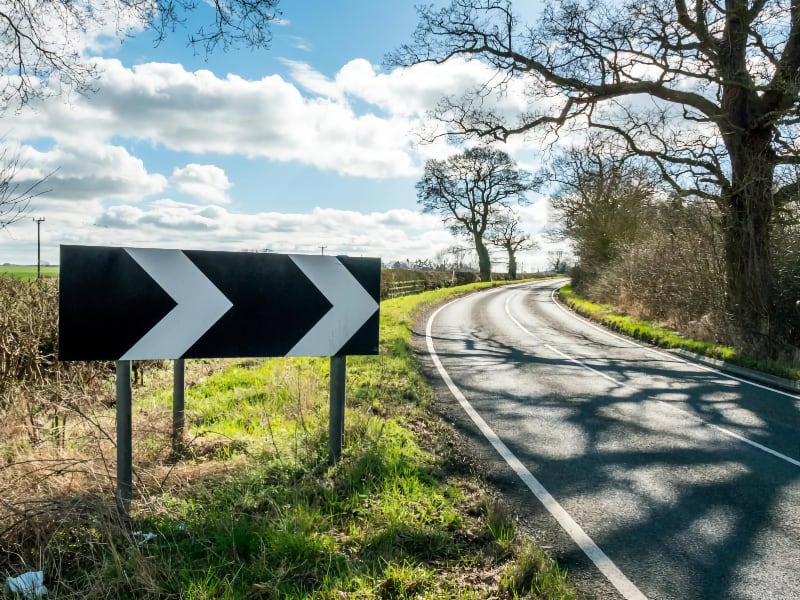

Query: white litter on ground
left=132, top=531, right=158, bottom=544
left=6, top=571, right=48, bottom=597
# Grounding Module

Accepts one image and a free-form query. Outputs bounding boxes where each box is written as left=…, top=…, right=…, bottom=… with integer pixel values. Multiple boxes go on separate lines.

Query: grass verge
left=558, top=283, right=800, bottom=382
left=1, top=278, right=578, bottom=599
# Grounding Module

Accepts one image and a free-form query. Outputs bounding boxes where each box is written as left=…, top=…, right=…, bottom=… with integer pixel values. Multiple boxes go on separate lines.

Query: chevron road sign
left=58, top=245, right=381, bottom=361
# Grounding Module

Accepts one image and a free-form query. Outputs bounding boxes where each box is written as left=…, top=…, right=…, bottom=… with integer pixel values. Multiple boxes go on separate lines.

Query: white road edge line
left=426, top=298, right=649, bottom=600
left=548, top=288, right=800, bottom=400
left=505, top=289, right=800, bottom=469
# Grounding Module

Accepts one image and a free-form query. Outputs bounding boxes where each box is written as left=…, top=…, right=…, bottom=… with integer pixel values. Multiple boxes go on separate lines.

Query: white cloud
left=0, top=51, right=560, bottom=270
left=12, top=59, right=425, bottom=178
left=336, top=58, right=502, bottom=116
left=281, top=59, right=343, bottom=99
left=1, top=194, right=554, bottom=273
left=89, top=203, right=456, bottom=259
left=14, top=142, right=167, bottom=202
left=171, top=164, right=232, bottom=204
left=89, top=200, right=546, bottom=261
left=283, top=35, right=312, bottom=51
left=9, top=56, right=543, bottom=179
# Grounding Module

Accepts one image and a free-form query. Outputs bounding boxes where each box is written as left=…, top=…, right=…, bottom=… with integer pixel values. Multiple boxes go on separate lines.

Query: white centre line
left=548, top=288, right=800, bottom=400
left=426, top=297, right=649, bottom=600
left=512, top=288, right=800, bottom=470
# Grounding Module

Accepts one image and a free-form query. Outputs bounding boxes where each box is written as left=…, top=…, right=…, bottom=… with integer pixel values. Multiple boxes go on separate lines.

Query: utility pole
left=319, top=245, right=327, bottom=255
left=33, top=217, right=45, bottom=279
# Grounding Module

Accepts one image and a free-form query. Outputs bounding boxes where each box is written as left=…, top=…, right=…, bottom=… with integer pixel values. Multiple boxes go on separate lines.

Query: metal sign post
left=172, top=359, right=185, bottom=450
left=115, top=361, right=132, bottom=512
left=329, top=356, right=346, bottom=464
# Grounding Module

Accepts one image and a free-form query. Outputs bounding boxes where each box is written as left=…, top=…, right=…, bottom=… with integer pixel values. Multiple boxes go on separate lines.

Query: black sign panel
left=58, top=245, right=380, bottom=361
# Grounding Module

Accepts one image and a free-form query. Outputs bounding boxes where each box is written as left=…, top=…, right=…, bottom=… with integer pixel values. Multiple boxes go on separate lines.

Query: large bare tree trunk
left=722, top=130, right=775, bottom=354
left=475, top=236, right=492, bottom=281
left=506, top=246, right=517, bottom=280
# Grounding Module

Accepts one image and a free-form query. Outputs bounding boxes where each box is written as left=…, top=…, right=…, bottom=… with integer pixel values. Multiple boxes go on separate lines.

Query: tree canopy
left=488, top=208, right=537, bottom=279
left=394, top=0, right=800, bottom=354
left=416, top=146, right=537, bottom=280
left=0, top=0, right=281, bottom=110
left=548, top=136, right=659, bottom=279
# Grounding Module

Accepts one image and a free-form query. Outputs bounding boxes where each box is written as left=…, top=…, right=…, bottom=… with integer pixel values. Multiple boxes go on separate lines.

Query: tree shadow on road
left=415, top=319, right=800, bottom=600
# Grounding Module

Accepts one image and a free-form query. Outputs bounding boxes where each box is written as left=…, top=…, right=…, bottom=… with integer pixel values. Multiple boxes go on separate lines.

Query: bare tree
left=0, top=0, right=281, bottom=111
left=547, top=249, right=569, bottom=274
left=488, top=208, right=537, bottom=279
left=0, top=0, right=279, bottom=234
left=447, top=245, right=470, bottom=270
left=394, top=0, right=800, bottom=355
left=548, top=136, right=659, bottom=286
left=416, top=146, right=537, bottom=280
left=0, top=146, right=50, bottom=230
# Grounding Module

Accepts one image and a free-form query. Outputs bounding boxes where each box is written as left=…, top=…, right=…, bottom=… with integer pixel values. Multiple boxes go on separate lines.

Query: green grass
left=0, top=265, right=59, bottom=279
left=559, top=284, right=800, bottom=381
left=7, top=277, right=579, bottom=599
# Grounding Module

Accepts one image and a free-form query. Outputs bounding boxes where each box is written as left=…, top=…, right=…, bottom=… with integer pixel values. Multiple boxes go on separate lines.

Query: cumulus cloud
left=8, top=56, right=541, bottom=178
left=1, top=194, right=552, bottom=272
left=0, top=49, right=560, bottom=269
left=87, top=203, right=459, bottom=261
left=14, top=142, right=167, bottom=202
left=0, top=145, right=552, bottom=269
left=94, top=204, right=146, bottom=229
left=171, top=164, right=232, bottom=204
left=9, top=60, right=421, bottom=177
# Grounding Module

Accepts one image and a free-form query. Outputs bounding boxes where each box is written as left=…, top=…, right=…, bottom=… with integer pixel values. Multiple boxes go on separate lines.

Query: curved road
left=422, top=279, right=800, bottom=600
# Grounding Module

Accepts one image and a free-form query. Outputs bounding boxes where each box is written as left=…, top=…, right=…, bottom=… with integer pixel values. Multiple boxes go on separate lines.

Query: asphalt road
left=421, top=279, right=800, bottom=600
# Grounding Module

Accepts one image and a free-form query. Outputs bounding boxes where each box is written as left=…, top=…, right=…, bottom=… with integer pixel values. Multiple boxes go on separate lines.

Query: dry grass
left=0, top=358, right=268, bottom=598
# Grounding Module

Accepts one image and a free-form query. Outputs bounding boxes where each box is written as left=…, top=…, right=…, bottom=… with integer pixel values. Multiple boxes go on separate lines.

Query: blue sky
left=1, top=1, right=559, bottom=270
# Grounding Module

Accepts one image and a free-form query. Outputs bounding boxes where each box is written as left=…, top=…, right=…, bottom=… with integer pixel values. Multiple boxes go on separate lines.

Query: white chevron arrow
left=120, top=248, right=233, bottom=360
left=287, top=255, right=379, bottom=357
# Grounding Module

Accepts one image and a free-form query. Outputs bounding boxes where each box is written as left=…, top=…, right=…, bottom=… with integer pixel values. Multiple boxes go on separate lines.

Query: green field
left=0, top=265, right=59, bottom=279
